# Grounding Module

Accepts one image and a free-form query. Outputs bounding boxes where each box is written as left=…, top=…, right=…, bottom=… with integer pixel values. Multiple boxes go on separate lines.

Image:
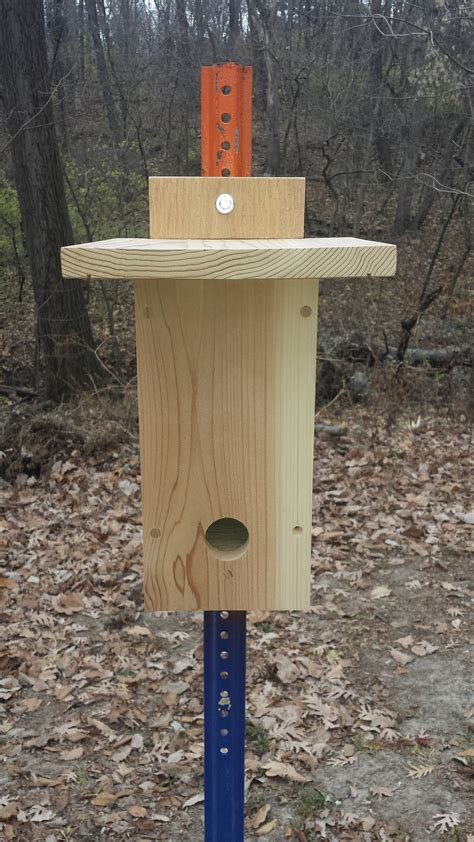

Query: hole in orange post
left=201, top=64, right=252, bottom=176
left=221, top=140, right=231, bottom=150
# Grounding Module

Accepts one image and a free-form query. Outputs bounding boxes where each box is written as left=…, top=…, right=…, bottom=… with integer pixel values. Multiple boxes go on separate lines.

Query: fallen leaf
left=0, top=678, right=21, bottom=700
left=256, top=818, right=278, bottom=835
left=329, top=753, right=357, bottom=767
left=128, top=805, right=147, bottom=818
left=407, top=763, right=434, bottom=778
left=55, top=686, right=74, bottom=701
left=369, top=785, right=395, bottom=798
left=29, top=805, right=55, bottom=822
left=252, top=803, right=271, bottom=829
left=432, top=813, right=460, bottom=833
left=370, top=585, right=392, bottom=599
left=31, top=774, right=66, bottom=788
left=361, top=816, right=376, bottom=830
left=262, top=761, right=311, bottom=783
left=441, top=581, right=459, bottom=591
left=88, top=718, right=117, bottom=739
left=276, top=655, right=300, bottom=684
left=15, top=696, right=42, bottom=712
left=0, top=576, right=17, bottom=589
left=60, top=746, right=83, bottom=761
left=410, top=541, right=430, bottom=557
left=64, top=728, right=87, bottom=743
left=54, top=593, right=83, bottom=614
left=127, top=625, right=152, bottom=637
left=173, top=658, right=194, bottom=674
left=390, top=648, right=413, bottom=666
left=411, top=640, right=438, bottom=657
left=131, top=734, right=144, bottom=751
left=112, top=744, right=132, bottom=762
left=0, top=803, right=20, bottom=820
left=453, top=748, right=474, bottom=765
left=91, top=792, right=118, bottom=807
left=396, top=635, right=414, bottom=648
left=183, top=792, right=204, bottom=808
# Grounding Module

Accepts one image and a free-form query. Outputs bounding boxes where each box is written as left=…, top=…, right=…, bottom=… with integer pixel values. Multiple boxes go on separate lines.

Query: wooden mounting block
left=61, top=178, right=396, bottom=612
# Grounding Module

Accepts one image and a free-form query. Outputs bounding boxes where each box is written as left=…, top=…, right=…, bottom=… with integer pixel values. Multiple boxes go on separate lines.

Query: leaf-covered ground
left=1, top=407, right=473, bottom=841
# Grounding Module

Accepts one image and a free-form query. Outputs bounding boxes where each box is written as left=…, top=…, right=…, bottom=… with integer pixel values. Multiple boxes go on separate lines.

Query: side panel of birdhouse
left=135, top=178, right=317, bottom=610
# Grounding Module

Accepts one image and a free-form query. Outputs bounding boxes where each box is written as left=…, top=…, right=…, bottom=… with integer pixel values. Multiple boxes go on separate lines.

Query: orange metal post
left=201, top=63, right=253, bottom=177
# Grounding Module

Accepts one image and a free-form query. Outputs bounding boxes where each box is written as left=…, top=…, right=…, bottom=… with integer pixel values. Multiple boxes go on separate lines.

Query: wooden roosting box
left=62, top=173, right=396, bottom=613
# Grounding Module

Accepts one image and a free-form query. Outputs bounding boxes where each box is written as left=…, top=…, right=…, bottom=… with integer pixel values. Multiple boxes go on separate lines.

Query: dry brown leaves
left=1, top=411, right=473, bottom=839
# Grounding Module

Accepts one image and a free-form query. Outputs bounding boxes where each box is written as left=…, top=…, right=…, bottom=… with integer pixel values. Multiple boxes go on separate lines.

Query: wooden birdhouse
left=62, top=174, right=396, bottom=613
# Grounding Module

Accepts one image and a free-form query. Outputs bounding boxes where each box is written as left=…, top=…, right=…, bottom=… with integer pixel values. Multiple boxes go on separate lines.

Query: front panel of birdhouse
left=136, top=177, right=317, bottom=611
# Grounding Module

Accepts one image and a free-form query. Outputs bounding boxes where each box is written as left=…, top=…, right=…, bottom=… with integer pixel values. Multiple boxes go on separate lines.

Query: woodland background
left=0, top=1, right=473, bottom=841
left=0, top=0, right=472, bottom=406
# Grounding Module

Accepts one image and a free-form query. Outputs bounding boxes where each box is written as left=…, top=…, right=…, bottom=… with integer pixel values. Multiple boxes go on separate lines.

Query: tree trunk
left=249, top=0, right=281, bottom=174
left=46, top=0, right=72, bottom=151
left=228, top=0, right=240, bottom=47
left=176, top=0, right=190, bottom=52
left=0, top=0, right=101, bottom=400
left=84, top=0, right=123, bottom=144
left=392, top=116, right=420, bottom=236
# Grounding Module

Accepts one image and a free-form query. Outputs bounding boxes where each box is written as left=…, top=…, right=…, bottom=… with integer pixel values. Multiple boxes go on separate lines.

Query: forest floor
left=1, top=401, right=473, bottom=841
left=1, top=214, right=473, bottom=840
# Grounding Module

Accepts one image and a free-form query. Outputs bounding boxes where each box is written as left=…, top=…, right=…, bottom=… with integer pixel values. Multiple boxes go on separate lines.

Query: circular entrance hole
left=205, top=517, right=249, bottom=560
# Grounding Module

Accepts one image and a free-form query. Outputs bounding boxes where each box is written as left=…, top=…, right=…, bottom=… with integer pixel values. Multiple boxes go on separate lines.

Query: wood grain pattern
left=60, top=176, right=396, bottom=610
left=135, top=276, right=318, bottom=610
left=61, top=237, right=397, bottom=280
left=149, top=177, right=305, bottom=239
left=132, top=176, right=320, bottom=610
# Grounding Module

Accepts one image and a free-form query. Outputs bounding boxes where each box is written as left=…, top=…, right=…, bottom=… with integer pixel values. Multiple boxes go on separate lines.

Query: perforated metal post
left=204, top=611, right=247, bottom=841
left=201, top=63, right=252, bottom=178
left=201, top=63, right=252, bottom=842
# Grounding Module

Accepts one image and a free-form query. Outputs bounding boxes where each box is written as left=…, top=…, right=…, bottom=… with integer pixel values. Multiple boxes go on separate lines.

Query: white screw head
left=216, top=193, right=234, bottom=214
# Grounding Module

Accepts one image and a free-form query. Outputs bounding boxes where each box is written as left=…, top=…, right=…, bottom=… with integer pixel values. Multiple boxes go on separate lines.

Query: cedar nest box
left=62, top=176, right=396, bottom=612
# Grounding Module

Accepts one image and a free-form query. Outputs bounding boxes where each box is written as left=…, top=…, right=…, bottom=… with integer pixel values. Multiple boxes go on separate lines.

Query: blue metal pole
left=204, top=610, right=247, bottom=842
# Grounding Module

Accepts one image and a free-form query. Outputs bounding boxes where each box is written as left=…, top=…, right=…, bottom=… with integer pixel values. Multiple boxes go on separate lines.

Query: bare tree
left=0, top=0, right=101, bottom=399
